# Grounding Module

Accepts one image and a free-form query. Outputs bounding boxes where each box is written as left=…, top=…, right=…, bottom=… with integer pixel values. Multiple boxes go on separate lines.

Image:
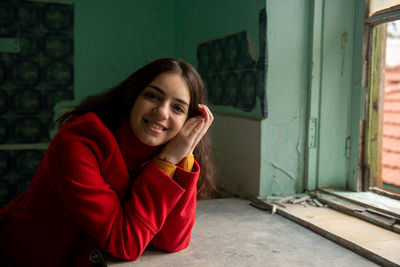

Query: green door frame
left=305, top=0, right=365, bottom=192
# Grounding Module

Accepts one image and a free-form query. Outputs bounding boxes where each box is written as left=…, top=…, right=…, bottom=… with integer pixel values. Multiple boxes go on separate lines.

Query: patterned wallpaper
left=197, top=7, right=268, bottom=118
left=0, top=0, right=74, bottom=207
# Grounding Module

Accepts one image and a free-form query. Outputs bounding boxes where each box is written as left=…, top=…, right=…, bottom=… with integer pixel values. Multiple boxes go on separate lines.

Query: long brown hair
left=56, top=58, right=215, bottom=199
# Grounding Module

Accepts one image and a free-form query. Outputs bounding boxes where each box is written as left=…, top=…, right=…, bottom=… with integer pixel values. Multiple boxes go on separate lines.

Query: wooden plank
left=366, top=5, right=400, bottom=25
left=291, top=195, right=310, bottom=204
left=370, top=186, right=400, bottom=201
left=365, top=23, right=387, bottom=189
left=249, top=201, right=400, bottom=266
left=321, top=188, right=400, bottom=219
left=314, top=192, right=400, bottom=234
left=376, top=22, right=387, bottom=189
left=313, top=198, right=324, bottom=207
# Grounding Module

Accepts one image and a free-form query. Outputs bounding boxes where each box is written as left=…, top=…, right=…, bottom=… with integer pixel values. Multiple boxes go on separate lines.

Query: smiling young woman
left=0, top=58, right=215, bottom=266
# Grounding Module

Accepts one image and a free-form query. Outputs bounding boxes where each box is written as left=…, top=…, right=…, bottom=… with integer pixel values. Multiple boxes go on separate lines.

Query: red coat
left=0, top=112, right=199, bottom=266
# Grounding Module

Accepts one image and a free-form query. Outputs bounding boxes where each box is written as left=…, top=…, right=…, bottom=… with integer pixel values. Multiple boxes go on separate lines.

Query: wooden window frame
left=363, top=3, right=400, bottom=191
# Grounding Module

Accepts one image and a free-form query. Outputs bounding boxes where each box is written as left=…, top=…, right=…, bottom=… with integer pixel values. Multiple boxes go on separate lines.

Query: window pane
left=382, top=20, right=400, bottom=193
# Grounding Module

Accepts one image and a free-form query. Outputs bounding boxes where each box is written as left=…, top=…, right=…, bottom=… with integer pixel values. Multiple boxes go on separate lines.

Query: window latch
left=308, top=118, right=317, bottom=148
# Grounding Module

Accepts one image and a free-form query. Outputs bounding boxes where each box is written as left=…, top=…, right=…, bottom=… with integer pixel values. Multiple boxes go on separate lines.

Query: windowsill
left=262, top=197, right=400, bottom=266
left=315, top=188, right=400, bottom=234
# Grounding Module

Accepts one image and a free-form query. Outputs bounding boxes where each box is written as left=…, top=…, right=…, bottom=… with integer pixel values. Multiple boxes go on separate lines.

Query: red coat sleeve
left=150, top=162, right=199, bottom=252
left=45, top=116, right=197, bottom=260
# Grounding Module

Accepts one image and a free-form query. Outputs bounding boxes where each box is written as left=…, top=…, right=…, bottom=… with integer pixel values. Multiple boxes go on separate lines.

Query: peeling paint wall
left=2, top=0, right=366, bottom=205
left=316, top=0, right=357, bottom=189
left=259, top=0, right=310, bottom=197
left=173, top=0, right=266, bottom=197
left=195, top=8, right=268, bottom=119
left=69, top=0, right=267, bottom=197
left=259, top=0, right=364, bottom=197
left=73, top=0, right=362, bottom=198
left=73, top=0, right=309, bottom=198
left=72, top=0, right=311, bottom=198
left=196, top=29, right=268, bottom=118
left=72, top=0, right=266, bottom=197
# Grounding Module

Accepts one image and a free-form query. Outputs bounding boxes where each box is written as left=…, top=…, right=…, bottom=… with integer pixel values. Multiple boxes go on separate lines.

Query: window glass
left=381, top=20, right=400, bottom=193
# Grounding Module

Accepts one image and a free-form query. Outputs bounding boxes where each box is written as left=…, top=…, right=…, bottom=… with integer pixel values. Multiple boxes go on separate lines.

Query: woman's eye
left=174, top=105, right=185, bottom=114
left=144, top=92, right=157, bottom=99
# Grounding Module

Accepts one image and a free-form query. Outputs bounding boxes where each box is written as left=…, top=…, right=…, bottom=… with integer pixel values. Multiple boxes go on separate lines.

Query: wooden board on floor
left=322, top=188, right=400, bottom=218
left=279, top=203, right=400, bottom=266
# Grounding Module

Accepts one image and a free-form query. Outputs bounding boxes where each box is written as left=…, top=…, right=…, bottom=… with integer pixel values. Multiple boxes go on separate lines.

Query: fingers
left=159, top=105, right=213, bottom=162
left=158, top=117, right=204, bottom=164
left=187, top=105, right=214, bottom=153
left=187, top=105, right=212, bottom=141
left=179, top=116, right=205, bottom=137
left=198, top=104, right=214, bottom=128
left=197, top=104, right=213, bottom=133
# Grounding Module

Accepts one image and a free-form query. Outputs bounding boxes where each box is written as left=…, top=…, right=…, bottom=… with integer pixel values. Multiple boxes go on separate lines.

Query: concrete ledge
left=109, top=198, right=376, bottom=266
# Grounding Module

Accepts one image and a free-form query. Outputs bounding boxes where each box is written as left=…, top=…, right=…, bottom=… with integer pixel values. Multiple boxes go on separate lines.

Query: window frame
left=363, top=3, right=400, bottom=192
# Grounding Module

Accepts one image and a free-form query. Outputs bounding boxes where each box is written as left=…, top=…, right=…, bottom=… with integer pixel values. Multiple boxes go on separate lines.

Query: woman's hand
left=158, top=104, right=213, bottom=164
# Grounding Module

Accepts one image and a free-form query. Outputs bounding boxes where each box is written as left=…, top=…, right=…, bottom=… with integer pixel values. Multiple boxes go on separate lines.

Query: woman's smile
left=144, top=119, right=167, bottom=133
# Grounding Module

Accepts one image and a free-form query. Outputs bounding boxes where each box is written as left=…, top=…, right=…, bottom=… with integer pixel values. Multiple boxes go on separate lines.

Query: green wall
left=305, top=0, right=365, bottom=192
left=73, top=0, right=267, bottom=197
left=173, top=0, right=264, bottom=65
left=72, top=0, right=366, bottom=198
left=316, top=0, right=355, bottom=188
left=74, top=0, right=174, bottom=100
left=259, top=0, right=310, bottom=197
left=73, top=0, right=312, bottom=197
left=173, top=0, right=266, bottom=196
left=260, top=0, right=364, bottom=197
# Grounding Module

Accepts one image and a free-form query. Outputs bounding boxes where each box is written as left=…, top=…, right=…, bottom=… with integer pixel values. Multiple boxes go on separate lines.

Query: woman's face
left=129, top=72, right=191, bottom=147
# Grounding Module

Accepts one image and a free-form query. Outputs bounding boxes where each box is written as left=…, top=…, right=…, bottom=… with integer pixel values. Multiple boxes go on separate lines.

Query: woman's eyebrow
left=147, top=85, right=189, bottom=106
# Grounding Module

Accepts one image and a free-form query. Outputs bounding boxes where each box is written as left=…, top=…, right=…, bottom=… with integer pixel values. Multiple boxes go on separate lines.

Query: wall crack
left=271, top=162, right=296, bottom=180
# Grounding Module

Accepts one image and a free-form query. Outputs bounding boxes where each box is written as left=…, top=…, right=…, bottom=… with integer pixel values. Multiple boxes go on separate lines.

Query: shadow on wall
left=0, top=1, right=74, bottom=207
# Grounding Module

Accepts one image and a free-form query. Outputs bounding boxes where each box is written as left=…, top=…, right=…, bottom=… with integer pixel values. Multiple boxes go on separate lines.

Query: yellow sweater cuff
left=152, top=155, right=194, bottom=178
left=178, top=154, right=194, bottom=172
left=152, top=157, right=176, bottom=177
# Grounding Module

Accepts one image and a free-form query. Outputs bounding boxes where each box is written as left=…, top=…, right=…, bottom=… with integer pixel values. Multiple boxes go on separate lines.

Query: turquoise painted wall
left=72, top=1, right=365, bottom=198
left=259, top=0, right=364, bottom=197
left=74, top=0, right=174, bottom=100
left=316, top=0, right=355, bottom=188
left=348, top=0, right=365, bottom=191
left=173, top=0, right=264, bottom=65
left=173, top=0, right=266, bottom=196
left=73, top=0, right=266, bottom=196
left=259, top=0, right=310, bottom=197
left=305, top=0, right=365, bottom=192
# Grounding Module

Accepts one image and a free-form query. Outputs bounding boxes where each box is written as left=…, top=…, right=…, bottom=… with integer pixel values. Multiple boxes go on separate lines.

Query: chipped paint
left=196, top=7, right=267, bottom=118
left=340, top=31, right=348, bottom=76
left=247, top=32, right=258, bottom=61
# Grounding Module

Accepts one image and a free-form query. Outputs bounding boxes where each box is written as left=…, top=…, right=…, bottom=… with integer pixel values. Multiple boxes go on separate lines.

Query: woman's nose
left=153, top=104, right=169, bottom=120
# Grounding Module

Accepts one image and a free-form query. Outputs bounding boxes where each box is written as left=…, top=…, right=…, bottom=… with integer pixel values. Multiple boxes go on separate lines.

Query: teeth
left=148, top=121, right=164, bottom=130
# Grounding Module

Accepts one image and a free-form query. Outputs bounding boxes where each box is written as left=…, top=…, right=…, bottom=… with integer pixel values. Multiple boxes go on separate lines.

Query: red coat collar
left=116, top=117, right=160, bottom=175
